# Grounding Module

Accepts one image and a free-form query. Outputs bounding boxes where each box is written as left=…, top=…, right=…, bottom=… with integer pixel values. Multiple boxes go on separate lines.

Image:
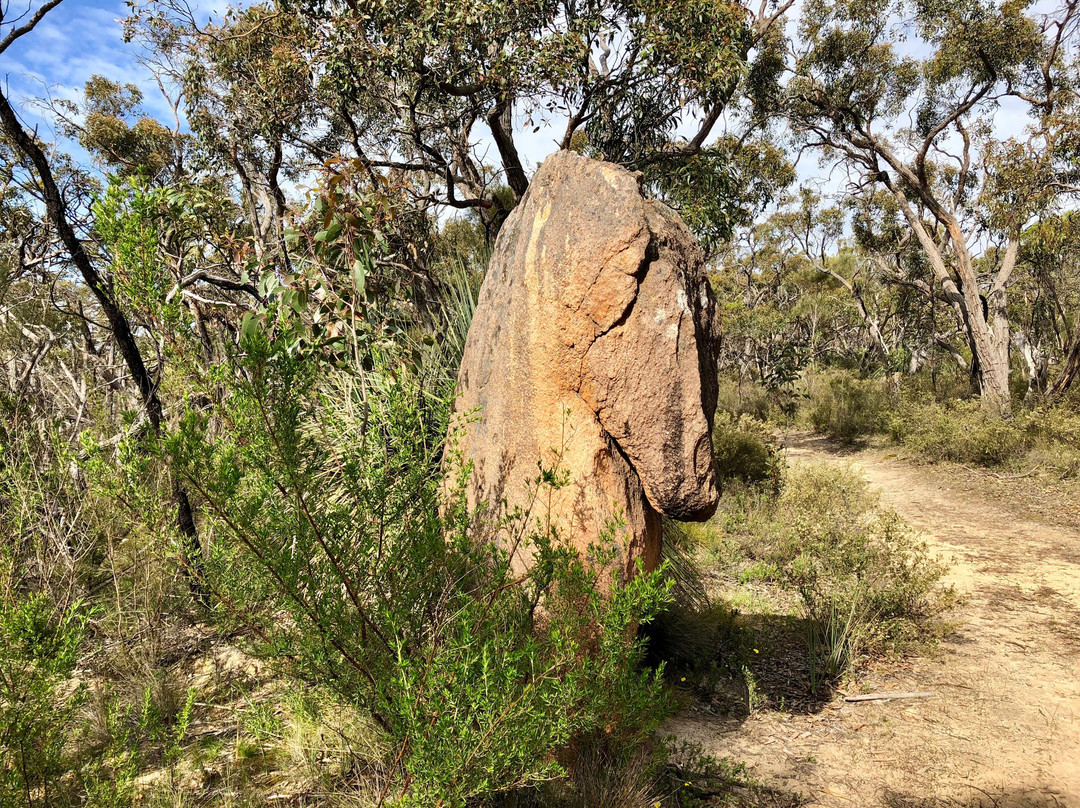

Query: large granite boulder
left=448, top=151, right=719, bottom=582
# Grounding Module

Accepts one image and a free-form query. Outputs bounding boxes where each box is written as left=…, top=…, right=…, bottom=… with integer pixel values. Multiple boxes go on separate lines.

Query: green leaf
left=240, top=311, right=259, bottom=341
left=352, top=258, right=367, bottom=296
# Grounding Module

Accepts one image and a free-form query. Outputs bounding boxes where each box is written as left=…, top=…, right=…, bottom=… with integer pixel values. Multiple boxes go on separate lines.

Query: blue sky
left=2, top=0, right=230, bottom=141
left=1, top=0, right=1052, bottom=207
left=0, top=0, right=576, bottom=178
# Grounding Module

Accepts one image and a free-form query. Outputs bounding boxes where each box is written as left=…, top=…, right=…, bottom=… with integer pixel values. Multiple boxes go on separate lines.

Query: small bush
left=805, top=370, right=892, bottom=443
left=715, top=377, right=774, bottom=422
left=0, top=594, right=89, bottom=806
left=709, top=463, right=951, bottom=685
left=889, top=398, right=1030, bottom=466
left=779, top=465, right=951, bottom=680
left=712, top=413, right=782, bottom=488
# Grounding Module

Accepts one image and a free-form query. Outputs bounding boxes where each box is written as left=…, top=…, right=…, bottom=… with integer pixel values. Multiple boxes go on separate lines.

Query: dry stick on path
left=844, top=692, right=937, bottom=703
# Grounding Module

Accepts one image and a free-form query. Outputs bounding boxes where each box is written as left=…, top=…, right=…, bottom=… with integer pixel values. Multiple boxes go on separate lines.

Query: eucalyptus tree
left=0, top=2, right=248, bottom=603
left=777, top=188, right=893, bottom=361
left=178, top=0, right=790, bottom=248
left=281, top=0, right=741, bottom=194
left=784, top=0, right=1080, bottom=416
left=1014, top=213, right=1080, bottom=397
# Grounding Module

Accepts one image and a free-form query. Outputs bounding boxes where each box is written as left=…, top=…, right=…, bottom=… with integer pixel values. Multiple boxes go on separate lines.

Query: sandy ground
left=670, top=434, right=1080, bottom=808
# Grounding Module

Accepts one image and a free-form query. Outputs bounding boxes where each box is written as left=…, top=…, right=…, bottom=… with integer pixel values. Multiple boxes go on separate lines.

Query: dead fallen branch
left=844, top=692, right=936, bottom=702
left=961, top=465, right=1041, bottom=481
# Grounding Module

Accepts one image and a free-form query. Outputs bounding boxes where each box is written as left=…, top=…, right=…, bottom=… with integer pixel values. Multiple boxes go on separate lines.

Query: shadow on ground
left=733, top=612, right=836, bottom=715
left=648, top=608, right=838, bottom=720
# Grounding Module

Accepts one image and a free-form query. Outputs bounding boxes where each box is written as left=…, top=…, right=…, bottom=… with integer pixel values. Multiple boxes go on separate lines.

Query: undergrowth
left=697, top=451, right=952, bottom=692
left=717, top=367, right=1080, bottom=476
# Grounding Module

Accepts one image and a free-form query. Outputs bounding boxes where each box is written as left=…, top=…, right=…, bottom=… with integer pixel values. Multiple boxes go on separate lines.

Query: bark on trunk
left=883, top=179, right=1013, bottom=417
left=486, top=95, right=530, bottom=201
left=1048, top=336, right=1080, bottom=398
left=0, top=86, right=209, bottom=605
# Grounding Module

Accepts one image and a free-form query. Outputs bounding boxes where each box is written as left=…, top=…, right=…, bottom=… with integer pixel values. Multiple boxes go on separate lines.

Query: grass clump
left=710, top=463, right=952, bottom=687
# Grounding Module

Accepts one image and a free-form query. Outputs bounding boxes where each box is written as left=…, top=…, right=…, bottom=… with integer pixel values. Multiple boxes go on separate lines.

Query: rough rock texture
left=448, top=151, right=719, bottom=582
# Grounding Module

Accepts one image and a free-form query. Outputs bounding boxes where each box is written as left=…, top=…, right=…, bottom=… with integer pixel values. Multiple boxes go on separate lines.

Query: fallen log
left=844, top=691, right=936, bottom=702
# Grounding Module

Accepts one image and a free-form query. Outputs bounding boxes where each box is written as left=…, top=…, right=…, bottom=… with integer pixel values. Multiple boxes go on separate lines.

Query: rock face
left=448, top=151, right=719, bottom=582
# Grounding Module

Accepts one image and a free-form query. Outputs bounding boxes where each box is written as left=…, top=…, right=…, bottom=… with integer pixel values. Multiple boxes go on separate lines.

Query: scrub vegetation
left=1, top=0, right=1078, bottom=805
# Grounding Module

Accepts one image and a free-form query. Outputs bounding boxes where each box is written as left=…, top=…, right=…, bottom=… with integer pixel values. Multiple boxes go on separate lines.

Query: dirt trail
left=671, top=434, right=1080, bottom=808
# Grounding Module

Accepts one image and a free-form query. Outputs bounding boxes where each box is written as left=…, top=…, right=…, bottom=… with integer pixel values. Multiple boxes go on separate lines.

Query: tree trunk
left=1048, top=336, right=1080, bottom=398
left=883, top=179, right=1013, bottom=417
left=486, top=95, right=529, bottom=201
left=0, top=85, right=209, bottom=605
left=1013, top=331, right=1046, bottom=401
left=974, top=324, right=1012, bottom=417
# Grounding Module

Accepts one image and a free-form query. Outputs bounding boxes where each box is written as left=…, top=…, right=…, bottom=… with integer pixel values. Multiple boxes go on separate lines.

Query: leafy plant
left=711, top=413, right=783, bottom=490
left=806, top=369, right=892, bottom=444
left=0, top=595, right=89, bottom=807
left=709, top=463, right=951, bottom=687
left=166, top=316, right=673, bottom=805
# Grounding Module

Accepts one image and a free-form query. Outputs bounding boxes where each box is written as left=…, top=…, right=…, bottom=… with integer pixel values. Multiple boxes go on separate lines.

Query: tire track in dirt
left=670, top=433, right=1080, bottom=807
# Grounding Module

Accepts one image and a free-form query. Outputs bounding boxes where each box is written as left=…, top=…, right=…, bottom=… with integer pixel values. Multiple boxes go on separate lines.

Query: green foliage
left=711, top=413, right=782, bottom=489
left=93, top=176, right=178, bottom=321
left=889, top=397, right=1080, bottom=472
left=167, top=319, right=673, bottom=805
left=0, top=595, right=89, bottom=807
left=93, top=174, right=232, bottom=340
left=286, top=0, right=750, bottom=161
left=805, top=370, right=893, bottom=443
left=642, top=137, right=794, bottom=257
left=713, top=463, right=951, bottom=686
left=889, top=397, right=1030, bottom=466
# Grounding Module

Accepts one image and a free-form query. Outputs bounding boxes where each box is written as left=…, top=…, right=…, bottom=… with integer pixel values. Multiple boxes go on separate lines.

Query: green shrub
left=714, top=377, right=774, bottom=422
left=709, top=463, right=951, bottom=686
left=1022, top=405, right=1080, bottom=448
left=805, top=370, right=892, bottom=443
left=888, top=393, right=1080, bottom=473
left=889, top=398, right=1030, bottom=466
left=780, top=465, right=950, bottom=681
left=711, top=413, right=782, bottom=489
left=166, top=330, right=673, bottom=806
left=1015, top=406, right=1080, bottom=478
left=0, top=594, right=90, bottom=807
